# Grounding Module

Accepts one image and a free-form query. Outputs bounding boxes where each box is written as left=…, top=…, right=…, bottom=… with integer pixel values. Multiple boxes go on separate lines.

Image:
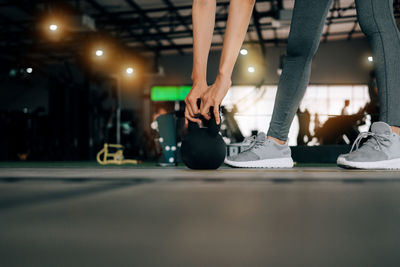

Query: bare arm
left=185, top=0, right=216, bottom=124
left=191, top=0, right=216, bottom=82
left=200, top=0, right=255, bottom=124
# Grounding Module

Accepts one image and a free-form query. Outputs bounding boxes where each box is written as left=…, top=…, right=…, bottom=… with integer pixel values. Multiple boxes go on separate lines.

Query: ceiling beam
left=252, top=5, right=267, bottom=57
left=91, top=0, right=271, bottom=18
left=347, top=21, right=358, bottom=41
left=124, top=0, right=184, bottom=55
left=85, top=0, right=154, bottom=52
left=162, top=0, right=192, bottom=36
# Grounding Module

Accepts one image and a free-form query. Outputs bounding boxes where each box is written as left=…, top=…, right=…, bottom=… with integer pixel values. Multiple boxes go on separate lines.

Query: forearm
left=191, top=0, right=216, bottom=82
left=218, top=0, right=255, bottom=78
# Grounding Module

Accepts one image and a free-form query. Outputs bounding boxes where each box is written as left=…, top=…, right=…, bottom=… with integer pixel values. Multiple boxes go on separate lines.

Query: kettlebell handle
left=187, top=100, right=221, bottom=135
left=204, top=106, right=221, bottom=135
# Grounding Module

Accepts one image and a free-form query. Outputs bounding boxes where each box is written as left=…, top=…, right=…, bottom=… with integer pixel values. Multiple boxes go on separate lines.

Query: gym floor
left=1, top=162, right=400, bottom=267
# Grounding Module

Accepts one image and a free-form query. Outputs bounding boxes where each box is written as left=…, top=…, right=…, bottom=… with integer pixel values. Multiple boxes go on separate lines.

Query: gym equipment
left=155, top=113, right=178, bottom=166
left=96, top=143, right=139, bottom=165
left=181, top=107, right=226, bottom=170
left=314, top=113, right=365, bottom=145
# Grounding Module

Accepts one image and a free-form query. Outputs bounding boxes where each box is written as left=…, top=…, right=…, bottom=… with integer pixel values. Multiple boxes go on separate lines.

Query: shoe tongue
left=371, top=122, right=392, bottom=135
left=256, top=132, right=266, bottom=142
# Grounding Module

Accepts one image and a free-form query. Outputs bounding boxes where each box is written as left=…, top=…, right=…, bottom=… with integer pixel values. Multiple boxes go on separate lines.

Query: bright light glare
left=248, top=66, right=255, bottom=73
left=126, top=67, right=134, bottom=75
left=49, top=24, right=58, bottom=31
left=368, top=56, right=373, bottom=62
left=95, top=50, right=104, bottom=57
left=26, top=68, right=33, bottom=74
left=240, top=49, right=248, bottom=55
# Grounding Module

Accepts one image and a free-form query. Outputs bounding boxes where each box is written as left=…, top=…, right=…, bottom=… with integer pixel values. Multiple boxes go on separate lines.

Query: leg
left=336, top=0, right=400, bottom=170
left=267, top=0, right=333, bottom=141
left=356, top=0, right=400, bottom=127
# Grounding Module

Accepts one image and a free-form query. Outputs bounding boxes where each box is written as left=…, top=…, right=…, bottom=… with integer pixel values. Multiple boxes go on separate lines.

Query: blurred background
left=0, top=0, right=399, bottom=163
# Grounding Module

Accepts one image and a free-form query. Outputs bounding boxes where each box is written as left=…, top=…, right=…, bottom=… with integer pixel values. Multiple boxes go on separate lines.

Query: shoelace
left=239, top=135, right=257, bottom=152
left=242, top=135, right=256, bottom=145
left=253, top=138, right=269, bottom=149
left=350, top=131, right=390, bottom=153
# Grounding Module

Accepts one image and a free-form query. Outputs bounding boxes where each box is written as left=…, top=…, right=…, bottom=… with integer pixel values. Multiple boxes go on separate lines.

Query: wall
left=0, top=38, right=374, bottom=115
left=0, top=62, right=87, bottom=113
left=0, top=75, right=49, bottom=113
left=154, top=38, right=373, bottom=87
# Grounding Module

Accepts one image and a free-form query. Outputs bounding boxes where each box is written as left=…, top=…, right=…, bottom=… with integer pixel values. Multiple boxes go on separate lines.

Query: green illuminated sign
left=151, top=86, right=191, bottom=101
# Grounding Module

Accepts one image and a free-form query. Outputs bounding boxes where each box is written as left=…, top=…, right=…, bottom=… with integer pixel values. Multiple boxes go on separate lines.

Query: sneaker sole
left=337, top=157, right=400, bottom=170
left=224, top=157, right=294, bottom=168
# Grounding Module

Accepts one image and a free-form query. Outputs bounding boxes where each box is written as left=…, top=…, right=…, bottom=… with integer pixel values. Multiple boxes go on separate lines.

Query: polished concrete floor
left=1, top=163, right=400, bottom=267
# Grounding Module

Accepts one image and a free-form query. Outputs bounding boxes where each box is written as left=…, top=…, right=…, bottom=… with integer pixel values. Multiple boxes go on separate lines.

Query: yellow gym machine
left=96, top=143, right=139, bottom=165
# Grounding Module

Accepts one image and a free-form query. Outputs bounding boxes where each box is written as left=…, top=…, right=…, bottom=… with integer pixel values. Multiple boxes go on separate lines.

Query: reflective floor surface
left=1, top=163, right=400, bottom=267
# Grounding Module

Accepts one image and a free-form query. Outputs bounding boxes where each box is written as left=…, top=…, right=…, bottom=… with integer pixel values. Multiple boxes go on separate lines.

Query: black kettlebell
left=181, top=106, right=226, bottom=170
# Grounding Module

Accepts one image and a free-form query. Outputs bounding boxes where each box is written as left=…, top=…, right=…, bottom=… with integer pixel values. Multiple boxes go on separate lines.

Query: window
left=222, top=85, right=370, bottom=146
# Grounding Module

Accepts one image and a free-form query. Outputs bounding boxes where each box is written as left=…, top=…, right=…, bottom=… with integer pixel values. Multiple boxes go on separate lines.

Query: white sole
left=224, top=157, right=294, bottom=168
left=337, top=157, right=400, bottom=170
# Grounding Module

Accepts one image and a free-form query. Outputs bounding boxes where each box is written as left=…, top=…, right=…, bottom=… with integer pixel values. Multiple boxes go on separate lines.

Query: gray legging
left=267, top=0, right=400, bottom=141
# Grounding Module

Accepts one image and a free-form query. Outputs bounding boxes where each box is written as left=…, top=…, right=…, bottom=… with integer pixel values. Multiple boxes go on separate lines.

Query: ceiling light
left=240, top=49, right=248, bottom=55
left=126, top=67, right=134, bottom=75
left=49, top=24, right=58, bottom=32
left=248, top=66, right=255, bottom=73
left=95, top=49, right=104, bottom=57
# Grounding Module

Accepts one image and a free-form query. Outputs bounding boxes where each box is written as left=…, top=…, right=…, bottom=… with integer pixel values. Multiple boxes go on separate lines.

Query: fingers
left=213, top=106, right=220, bottom=125
left=185, top=96, right=202, bottom=125
left=185, top=102, right=195, bottom=118
left=200, top=101, right=211, bottom=120
left=190, top=117, right=202, bottom=124
left=190, top=99, right=200, bottom=115
left=185, top=96, right=200, bottom=117
left=184, top=109, right=202, bottom=125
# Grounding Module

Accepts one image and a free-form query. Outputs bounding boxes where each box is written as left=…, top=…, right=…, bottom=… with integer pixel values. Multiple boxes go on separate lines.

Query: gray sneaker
left=227, top=134, right=257, bottom=156
left=337, top=122, right=400, bottom=169
left=224, top=132, right=294, bottom=168
left=236, top=135, right=258, bottom=150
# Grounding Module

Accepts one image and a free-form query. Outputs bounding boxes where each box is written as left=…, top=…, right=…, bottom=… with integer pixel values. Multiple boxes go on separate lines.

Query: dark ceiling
left=0, top=0, right=399, bottom=63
